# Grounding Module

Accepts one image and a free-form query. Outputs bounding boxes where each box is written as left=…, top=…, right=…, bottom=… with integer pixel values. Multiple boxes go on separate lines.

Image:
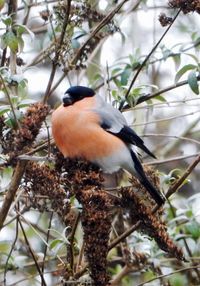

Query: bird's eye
left=63, top=93, right=73, bottom=106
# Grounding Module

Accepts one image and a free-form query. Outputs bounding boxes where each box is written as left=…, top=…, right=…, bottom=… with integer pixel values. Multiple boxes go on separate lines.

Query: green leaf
left=0, top=166, right=13, bottom=191
left=175, top=64, right=197, bottom=83
left=172, top=54, right=181, bottom=70
left=49, top=239, right=63, bottom=250
left=18, top=99, right=36, bottom=108
left=155, top=95, right=167, bottom=102
left=169, top=273, right=187, bottom=286
left=113, top=77, right=121, bottom=88
left=184, top=53, right=199, bottom=65
left=1, top=31, right=18, bottom=52
left=191, top=31, right=197, bottom=41
left=187, top=71, right=199, bottom=95
left=163, top=48, right=172, bottom=61
left=120, top=67, right=132, bottom=86
left=1, top=16, right=12, bottom=26
left=17, top=36, right=24, bottom=53
left=0, top=105, right=10, bottom=116
left=131, top=61, right=140, bottom=70
left=185, top=209, right=193, bottom=218
left=4, top=117, right=15, bottom=128
left=111, top=68, right=121, bottom=76
left=71, top=39, right=80, bottom=49
left=185, top=221, right=200, bottom=240
left=15, top=24, right=35, bottom=40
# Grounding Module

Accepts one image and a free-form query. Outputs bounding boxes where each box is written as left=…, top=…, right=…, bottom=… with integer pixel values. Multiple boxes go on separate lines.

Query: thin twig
left=142, top=132, right=200, bottom=146
left=161, top=116, right=200, bottom=156
left=132, top=97, right=200, bottom=111
left=135, top=75, right=200, bottom=106
left=121, top=9, right=181, bottom=109
left=3, top=211, right=19, bottom=284
left=66, top=0, right=130, bottom=67
left=44, top=120, right=51, bottom=158
left=0, top=73, right=20, bottom=129
left=166, top=153, right=200, bottom=198
left=16, top=212, right=65, bottom=265
left=26, top=41, right=55, bottom=67
left=136, top=264, right=200, bottom=286
left=0, top=160, right=27, bottom=231
left=95, top=37, right=200, bottom=93
left=9, top=0, right=17, bottom=75
left=76, top=241, right=85, bottom=273
left=132, top=109, right=200, bottom=127
left=41, top=211, right=53, bottom=284
left=18, top=218, right=47, bottom=286
left=68, top=211, right=81, bottom=274
left=22, top=0, right=33, bottom=25
left=109, top=153, right=200, bottom=250
left=110, top=265, right=135, bottom=285
left=4, top=269, right=59, bottom=286
left=168, top=200, right=200, bottom=280
left=49, top=0, right=136, bottom=96
left=43, top=0, right=72, bottom=103
left=144, top=152, right=200, bottom=166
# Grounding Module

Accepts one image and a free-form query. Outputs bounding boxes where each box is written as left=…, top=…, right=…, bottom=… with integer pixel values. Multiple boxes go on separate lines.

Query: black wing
left=94, top=104, right=156, bottom=159
left=113, top=125, right=157, bottom=159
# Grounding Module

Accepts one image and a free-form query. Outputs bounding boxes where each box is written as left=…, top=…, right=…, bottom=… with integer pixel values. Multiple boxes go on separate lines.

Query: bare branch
left=18, top=217, right=47, bottom=286
left=49, top=0, right=138, bottom=96
left=0, top=161, right=27, bottom=230
left=43, top=0, right=72, bottom=103
left=121, top=9, right=181, bottom=109
left=166, top=153, right=200, bottom=198
left=136, top=264, right=200, bottom=286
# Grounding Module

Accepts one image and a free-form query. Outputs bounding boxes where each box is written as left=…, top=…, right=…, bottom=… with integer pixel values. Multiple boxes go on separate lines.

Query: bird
left=51, top=85, right=165, bottom=205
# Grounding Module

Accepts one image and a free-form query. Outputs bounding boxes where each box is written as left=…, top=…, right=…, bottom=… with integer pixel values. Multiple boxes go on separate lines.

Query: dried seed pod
left=4, top=103, right=49, bottom=158
left=159, top=13, right=173, bottom=26
left=120, top=186, right=185, bottom=261
left=168, top=0, right=200, bottom=14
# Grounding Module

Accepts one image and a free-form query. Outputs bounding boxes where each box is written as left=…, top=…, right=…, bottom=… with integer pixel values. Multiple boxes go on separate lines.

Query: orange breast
left=51, top=98, right=124, bottom=160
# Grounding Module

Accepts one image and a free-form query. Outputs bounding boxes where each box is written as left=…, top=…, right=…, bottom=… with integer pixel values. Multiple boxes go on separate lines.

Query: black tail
left=130, top=150, right=165, bottom=205
left=139, top=143, right=157, bottom=160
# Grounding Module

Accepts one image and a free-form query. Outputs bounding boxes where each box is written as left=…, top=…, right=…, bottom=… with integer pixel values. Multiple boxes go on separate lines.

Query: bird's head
left=63, top=86, right=95, bottom=107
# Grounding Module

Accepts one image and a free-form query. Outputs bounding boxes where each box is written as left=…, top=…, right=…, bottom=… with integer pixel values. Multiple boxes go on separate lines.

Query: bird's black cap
left=63, top=86, right=95, bottom=106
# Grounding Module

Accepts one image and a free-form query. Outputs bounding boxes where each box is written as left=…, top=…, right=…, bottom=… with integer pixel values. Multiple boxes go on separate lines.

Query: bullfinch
left=51, top=86, right=165, bottom=205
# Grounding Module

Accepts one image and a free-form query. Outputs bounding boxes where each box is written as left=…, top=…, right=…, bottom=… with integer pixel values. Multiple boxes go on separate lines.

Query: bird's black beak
left=63, top=93, right=73, bottom=107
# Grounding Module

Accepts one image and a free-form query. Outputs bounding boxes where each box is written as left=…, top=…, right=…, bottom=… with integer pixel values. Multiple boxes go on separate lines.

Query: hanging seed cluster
left=53, top=1, right=119, bottom=71
left=168, top=0, right=200, bottom=14
left=158, top=13, right=173, bottom=26
left=120, top=186, right=185, bottom=261
left=79, top=190, right=114, bottom=286
left=120, top=167, right=185, bottom=261
left=129, top=166, right=164, bottom=212
left=2, top=103, right=49, bottom=159
left=24, top=161, right=71, bottom=224
left=54, top=149, right=118, bottom=285
left=17, top=147, right=186, bottom=285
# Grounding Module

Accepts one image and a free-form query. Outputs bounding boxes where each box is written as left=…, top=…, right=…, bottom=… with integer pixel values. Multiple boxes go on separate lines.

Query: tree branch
left=136, top=264, right=200, bottom=286
left=48, top=0, right=137, bottom=96
left=43, top=0, right=71, bottom=104
left=18, top=217, right=47, bottom=286
left=166, top=153, right=200, bottom=198
left=0, top=161, right=27, bottom=230
left=135, top=75, right=200, bottom=105
left=120, top=9, right=181, bottom=110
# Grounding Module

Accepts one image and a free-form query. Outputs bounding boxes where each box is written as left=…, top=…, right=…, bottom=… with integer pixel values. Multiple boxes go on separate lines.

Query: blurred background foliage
left=0, top=0, right=200, bottom=285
